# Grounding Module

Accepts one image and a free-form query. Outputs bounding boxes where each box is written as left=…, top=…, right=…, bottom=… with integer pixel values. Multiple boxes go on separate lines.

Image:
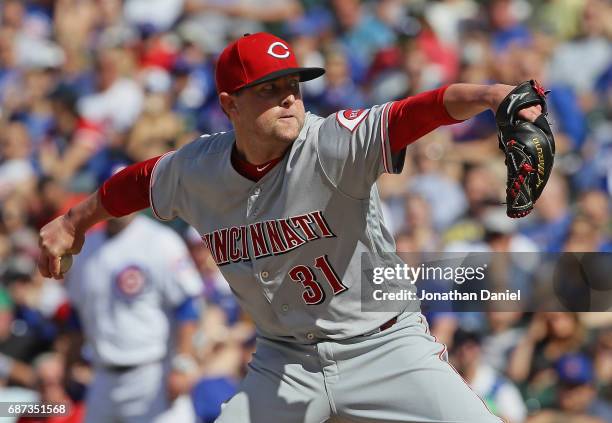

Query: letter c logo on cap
left=267, top=42, right=290, bottom=59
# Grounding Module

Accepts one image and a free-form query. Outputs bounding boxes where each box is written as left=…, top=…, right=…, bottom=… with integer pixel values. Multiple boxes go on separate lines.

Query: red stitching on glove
left=533, top=80, right=547, bottom=98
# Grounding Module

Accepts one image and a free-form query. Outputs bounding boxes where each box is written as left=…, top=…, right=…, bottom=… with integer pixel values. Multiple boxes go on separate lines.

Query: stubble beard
left=270, top=115, right=304, bottom=145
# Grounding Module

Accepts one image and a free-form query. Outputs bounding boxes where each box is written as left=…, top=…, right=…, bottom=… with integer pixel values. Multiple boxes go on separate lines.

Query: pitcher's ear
left=219, top=92, right=237, bottom=116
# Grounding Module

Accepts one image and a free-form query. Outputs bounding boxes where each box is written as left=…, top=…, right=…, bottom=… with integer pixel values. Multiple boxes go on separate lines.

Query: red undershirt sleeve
left=388, top=85, right=464, bottom=154
left=98, top=155, right=162, bottom=217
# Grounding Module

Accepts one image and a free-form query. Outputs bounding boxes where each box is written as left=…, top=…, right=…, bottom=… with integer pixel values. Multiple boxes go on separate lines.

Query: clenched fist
left=38, top=214, right=84, bottom=279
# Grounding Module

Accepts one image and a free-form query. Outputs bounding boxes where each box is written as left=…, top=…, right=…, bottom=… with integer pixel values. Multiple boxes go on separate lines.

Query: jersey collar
left=230, top=145, right=284, bottom=182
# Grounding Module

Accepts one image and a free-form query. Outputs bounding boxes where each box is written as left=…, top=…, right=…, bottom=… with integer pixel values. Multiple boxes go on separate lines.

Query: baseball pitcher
left=39, top=33, right=553, bottom=423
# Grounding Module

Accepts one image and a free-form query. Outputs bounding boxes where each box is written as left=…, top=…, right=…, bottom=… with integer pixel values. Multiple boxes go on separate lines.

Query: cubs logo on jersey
left=114, top=265, right=149, bottom=301
left=336, top=109, right=369, bottom=132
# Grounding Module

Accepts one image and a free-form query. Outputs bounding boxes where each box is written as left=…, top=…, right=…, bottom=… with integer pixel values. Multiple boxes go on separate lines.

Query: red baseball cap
left=215, top=32, right=325, bottom=94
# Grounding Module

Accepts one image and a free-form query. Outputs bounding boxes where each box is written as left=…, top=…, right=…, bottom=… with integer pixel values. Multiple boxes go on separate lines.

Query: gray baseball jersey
left=149, top=104, right=504, bottom=423
left=150, top=103, right=417, bottom=344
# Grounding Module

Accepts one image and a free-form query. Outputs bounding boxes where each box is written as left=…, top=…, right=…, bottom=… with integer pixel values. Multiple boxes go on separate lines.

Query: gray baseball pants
left=215, top=312, right=503, bottom=423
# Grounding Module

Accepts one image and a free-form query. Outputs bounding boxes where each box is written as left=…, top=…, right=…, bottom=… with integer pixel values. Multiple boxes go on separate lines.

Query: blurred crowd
left=0, top=0, right=610, bottom=422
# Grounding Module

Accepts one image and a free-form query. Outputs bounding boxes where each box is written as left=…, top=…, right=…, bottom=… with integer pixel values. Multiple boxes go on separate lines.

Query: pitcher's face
left=228, top=74, right=305, bottom=146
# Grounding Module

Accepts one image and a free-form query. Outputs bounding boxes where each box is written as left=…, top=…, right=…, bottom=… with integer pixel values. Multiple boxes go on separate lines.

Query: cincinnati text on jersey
left=201, top=210, right=336, bottom=265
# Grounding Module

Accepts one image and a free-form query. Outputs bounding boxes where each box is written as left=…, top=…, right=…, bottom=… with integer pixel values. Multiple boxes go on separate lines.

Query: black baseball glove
left=495, top=80, right=555, bottom=218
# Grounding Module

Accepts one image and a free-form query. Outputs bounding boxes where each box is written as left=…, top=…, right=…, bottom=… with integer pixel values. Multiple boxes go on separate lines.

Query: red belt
left=364, top=316, right=398, bottom=336
left=379, top=316, right=398, bottom=332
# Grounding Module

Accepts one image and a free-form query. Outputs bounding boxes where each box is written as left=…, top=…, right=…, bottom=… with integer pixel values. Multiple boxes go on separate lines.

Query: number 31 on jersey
left=289, top=255, right=348, bottom=305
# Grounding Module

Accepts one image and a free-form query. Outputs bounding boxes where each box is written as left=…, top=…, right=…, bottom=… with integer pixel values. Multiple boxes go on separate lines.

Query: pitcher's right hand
left=38, top=214, right=84, bottom=279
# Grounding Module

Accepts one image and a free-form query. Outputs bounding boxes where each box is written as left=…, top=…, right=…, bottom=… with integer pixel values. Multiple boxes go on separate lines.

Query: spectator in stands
left=549, top=0, right=611, bottom=103
left=481, top=311, right=526, bottom=374
left=528, top=353, right=612, bottom=423
left=508, top=312, right=589, bottom=411
left=317, top=46, right=366, bottom=116
left=577, top=190, right=612, bottom=251
left=520, top=172, right=573, bottom=253
left=0, top=288, right=37, bottom=399
left=397, top=193, right=439, bottom=252
left=77, top=48, right=143, bottom=134
left=17, top=352, right=87, bottom=423
left=451, top=328, right=527, bottom=423
left=443, top=163, right=502, bottom=246
left=593, top=328, right=612, bottom=403
left=0, top=121, right=36, bottom=202
left=406, top=141, right=467, bottom=231
left=126, top=68, right=184, bottom=162
left=1, top=264, right=57, bottom=364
